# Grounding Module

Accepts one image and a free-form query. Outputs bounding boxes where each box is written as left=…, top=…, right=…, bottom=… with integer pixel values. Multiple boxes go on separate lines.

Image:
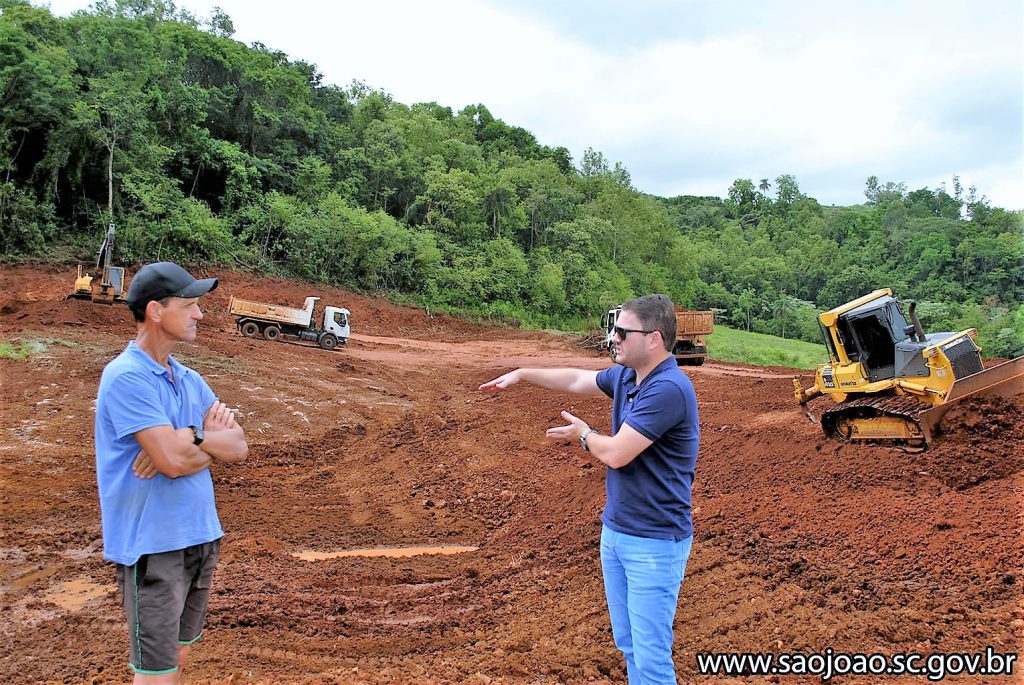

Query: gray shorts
left=116, top=539, right=221, bottom=675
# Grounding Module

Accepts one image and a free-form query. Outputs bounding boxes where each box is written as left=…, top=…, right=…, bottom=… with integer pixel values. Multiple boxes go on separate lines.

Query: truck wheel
left=264, top=325, right=281, bottom=341
left=319, top=333, right=338, bottom=351
left=241, top=322, right=260, bottom=338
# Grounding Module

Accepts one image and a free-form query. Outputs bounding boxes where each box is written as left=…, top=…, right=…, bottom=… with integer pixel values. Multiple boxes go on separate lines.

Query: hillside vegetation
left=2, top=0, right=1021, bottom=355
left=705, top=326, right=824, bottom=370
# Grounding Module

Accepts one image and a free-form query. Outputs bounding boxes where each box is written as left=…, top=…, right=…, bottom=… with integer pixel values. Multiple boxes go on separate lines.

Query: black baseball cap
left=126, top=262, right=218, bottom=307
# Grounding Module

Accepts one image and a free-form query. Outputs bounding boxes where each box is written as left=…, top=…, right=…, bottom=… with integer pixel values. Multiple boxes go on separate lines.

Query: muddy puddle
left=43, top=580, right=113, bottom=610
left=291, top=545, right=479, bottom=561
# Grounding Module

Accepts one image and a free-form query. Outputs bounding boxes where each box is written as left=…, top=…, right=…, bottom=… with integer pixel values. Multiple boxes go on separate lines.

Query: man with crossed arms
left=95, top=262, right=248, bottom=683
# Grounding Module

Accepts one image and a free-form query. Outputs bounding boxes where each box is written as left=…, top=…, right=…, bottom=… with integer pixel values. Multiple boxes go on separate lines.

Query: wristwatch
left=189, top=425, right=205, bottom=446
left=579, top=428, right=596, bottom=452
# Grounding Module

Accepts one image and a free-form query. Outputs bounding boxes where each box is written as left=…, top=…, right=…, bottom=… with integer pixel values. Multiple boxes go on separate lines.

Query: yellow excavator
left=69, top=223, right=128, bottom=304
left=794, top=288, right=1023, bottom=448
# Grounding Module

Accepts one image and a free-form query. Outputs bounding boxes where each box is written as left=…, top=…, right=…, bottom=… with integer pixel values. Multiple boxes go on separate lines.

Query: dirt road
left=1, top=265, right=1021, bottom=684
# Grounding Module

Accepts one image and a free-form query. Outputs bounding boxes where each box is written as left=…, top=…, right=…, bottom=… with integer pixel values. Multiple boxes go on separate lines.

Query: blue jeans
left=600, top=524, right=692, bottom=685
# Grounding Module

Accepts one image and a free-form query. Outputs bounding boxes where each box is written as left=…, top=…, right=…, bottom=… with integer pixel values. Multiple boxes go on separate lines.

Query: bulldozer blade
left=918, top=356, right=1024, bottom=443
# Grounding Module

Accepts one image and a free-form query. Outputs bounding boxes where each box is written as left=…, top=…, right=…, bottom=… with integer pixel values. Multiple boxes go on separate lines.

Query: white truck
left=601, top=306, right=714, bottom=365
left=229, top=295, right=350, bottom=351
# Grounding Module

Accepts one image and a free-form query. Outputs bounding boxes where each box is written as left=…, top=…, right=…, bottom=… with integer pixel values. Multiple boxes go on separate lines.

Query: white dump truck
left=601, top=306, right=714, bottom=365
left=229, top=295, right=350, bottom=351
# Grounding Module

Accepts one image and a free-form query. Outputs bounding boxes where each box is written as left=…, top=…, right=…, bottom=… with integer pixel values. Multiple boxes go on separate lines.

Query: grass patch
left=0, top=336, right=83, bottom=360
left=0, top=340, right=50, bottom=360
left=707, top=325, right=824, bottom=369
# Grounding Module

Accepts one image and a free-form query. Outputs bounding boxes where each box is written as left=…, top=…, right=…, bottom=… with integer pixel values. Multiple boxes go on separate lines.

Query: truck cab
left=600, top=307, right=621, bottom=350
left=323, top=307, right=350, bottom=342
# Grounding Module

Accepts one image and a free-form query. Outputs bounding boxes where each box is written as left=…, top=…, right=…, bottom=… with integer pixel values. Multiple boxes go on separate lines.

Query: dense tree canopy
left=2, top=0, right=1021, bottom=355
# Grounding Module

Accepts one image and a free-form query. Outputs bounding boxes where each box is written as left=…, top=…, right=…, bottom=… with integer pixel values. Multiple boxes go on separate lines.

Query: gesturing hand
left=545, top=411, right=589, bottom=442
left=204, top=401, right=238, bottom=432
left=479, top=370, right=521, bottom=392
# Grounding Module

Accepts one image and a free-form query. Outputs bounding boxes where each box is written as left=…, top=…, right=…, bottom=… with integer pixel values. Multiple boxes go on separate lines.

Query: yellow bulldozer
left=794, top=288, right=1023, bottom=448
left=69, top=223, right=128, bottom=304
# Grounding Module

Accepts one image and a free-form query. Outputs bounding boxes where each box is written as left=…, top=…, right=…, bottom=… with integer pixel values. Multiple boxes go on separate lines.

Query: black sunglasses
left=613, top=326, right=654, bottom=339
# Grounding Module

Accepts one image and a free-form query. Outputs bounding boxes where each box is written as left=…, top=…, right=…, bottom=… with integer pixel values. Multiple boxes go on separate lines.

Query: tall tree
left=70, top=71, right=151, bottom=222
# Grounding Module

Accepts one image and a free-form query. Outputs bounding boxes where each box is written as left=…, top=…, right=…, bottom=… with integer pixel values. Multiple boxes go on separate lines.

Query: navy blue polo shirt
left=595, top=356, right=699, bottom=541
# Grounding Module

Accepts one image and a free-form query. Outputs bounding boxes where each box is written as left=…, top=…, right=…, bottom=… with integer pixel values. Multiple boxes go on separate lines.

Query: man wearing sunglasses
left=480, top=294, right=698, bottom=685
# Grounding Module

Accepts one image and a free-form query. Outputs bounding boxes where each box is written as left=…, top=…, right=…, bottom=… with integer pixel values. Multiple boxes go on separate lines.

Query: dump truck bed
left=675, top=310, right=714, bottom=337
left=229, top=296, right=313, bottom=327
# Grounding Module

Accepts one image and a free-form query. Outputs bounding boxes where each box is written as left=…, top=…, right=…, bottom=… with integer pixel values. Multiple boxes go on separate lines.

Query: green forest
left=2, top=0, right=1022, bottom=356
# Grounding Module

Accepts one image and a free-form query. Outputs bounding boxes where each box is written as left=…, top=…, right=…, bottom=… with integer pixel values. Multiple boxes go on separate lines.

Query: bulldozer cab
left=831, top=295, right=912, bottom=382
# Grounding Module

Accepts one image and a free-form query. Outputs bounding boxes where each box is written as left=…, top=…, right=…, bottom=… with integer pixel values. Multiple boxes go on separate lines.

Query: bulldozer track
left=821, top=394, right=928, bottom=445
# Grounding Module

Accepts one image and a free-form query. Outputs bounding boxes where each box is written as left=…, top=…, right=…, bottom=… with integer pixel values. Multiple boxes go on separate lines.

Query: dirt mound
left=1, top=264, right=1021, bottom=684
left=921, top=395, right=1024, bottom=490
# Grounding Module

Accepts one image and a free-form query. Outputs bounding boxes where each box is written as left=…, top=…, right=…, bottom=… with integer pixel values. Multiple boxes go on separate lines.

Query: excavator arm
left=68, top=223, right=127, bottom=304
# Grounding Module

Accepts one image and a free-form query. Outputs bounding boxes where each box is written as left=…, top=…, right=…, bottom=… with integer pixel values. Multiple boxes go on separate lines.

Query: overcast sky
left=44, top=0, right=1024, bottom=209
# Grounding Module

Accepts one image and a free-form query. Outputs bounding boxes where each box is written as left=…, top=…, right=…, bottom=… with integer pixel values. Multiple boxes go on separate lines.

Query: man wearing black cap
left=95, top=261, right=248, bottom=683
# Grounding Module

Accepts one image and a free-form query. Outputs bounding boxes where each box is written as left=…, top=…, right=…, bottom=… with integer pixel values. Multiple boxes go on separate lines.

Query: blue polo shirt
left=95, top=341, right=223, bottom=565
left=596, top=357, right=699, bottom=541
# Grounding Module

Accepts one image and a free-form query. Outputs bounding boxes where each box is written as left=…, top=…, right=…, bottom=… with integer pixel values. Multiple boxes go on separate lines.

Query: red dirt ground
left=1, top=264, right=1021, bottom=684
